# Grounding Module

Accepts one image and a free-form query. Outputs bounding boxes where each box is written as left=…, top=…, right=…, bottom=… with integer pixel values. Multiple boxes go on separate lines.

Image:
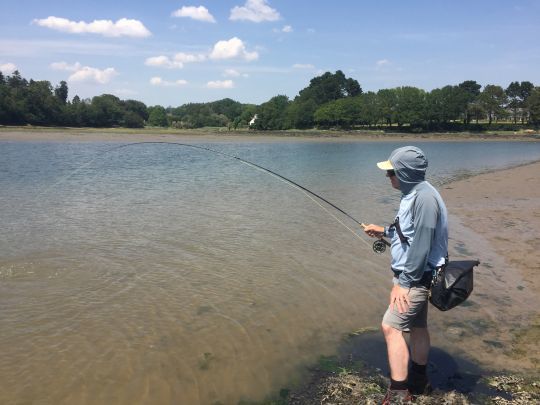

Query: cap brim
left=377, top=160, right=393, bottom=170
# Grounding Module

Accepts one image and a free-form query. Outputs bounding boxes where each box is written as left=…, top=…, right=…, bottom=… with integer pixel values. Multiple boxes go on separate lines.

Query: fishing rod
left=106, top=141, right=391, bottom=253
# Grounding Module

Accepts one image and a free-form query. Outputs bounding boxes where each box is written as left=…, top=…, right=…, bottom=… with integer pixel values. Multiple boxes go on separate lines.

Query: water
left=1, top=139, right=540, bottom=404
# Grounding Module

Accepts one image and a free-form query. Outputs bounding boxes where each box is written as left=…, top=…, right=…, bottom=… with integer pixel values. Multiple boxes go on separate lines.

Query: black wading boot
left=408, top=368, right=433, bottom=396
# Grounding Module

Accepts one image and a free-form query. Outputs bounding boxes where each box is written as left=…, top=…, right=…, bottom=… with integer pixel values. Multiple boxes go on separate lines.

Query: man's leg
left=382, top=323, right=409, bottom=381
left=410, top=327, right=430, bottom=364
left=408, top=326, right=432, bottom=395
left=381, top=283, right=430, bottom=400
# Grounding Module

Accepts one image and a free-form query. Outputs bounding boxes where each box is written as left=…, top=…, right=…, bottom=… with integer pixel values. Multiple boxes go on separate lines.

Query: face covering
left=388, top=146, right=428, bottom=195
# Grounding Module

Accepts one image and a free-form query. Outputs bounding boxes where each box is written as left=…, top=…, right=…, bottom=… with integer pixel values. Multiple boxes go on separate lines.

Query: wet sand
left=434, top=161, right=540, bottom=370
left=442, top=161, right=540, bottom=294
left=1, top=128, right=538, bottom=143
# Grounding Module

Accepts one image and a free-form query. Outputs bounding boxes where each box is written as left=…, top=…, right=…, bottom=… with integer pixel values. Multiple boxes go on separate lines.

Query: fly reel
left=372, top=239, right=390, bottom=254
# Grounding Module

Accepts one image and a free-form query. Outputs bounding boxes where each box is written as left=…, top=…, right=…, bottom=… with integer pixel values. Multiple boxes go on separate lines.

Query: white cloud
left=230, top=0, right=280, bottom=22
left=223, top=69, right=241, bottom=77
left=0, top=62, right=17, bottom=74
left=50, top=61, right=117, bottom=84
left=69, top=67, right=117, bottom=84
left=145, top=52, right=206, bottom=69
left=206, top=80, right=234, bottom=89
left=292, top=63, right=314, bottom=69
left=210, top=37, right=258, bottom=61
left=174, top=52, right=206, bottom=63
left=150, top=77, right=188, bottom=87
left=376, top=59, right=390, bottom=67
left=172, top=6, right=216, bottom=23
left=33, top=16, right=151, bottom=38
left=223, top=69, right=249, bottom=78
left=145, top=55, right=183, bottom=69
left=273, top=25, right=293, bottom=33
left=50, top=61, right=80, bottom=71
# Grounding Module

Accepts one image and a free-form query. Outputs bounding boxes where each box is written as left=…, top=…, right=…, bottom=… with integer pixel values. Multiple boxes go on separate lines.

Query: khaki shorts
left=382, top=279, right=430, bottom=332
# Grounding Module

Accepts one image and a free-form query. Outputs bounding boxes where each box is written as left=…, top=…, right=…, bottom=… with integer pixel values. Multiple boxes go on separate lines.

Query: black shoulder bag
left=429, top=258, right=480, bottom=311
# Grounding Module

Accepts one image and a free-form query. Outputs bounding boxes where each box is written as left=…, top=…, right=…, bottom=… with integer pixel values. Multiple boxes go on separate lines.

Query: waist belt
left=391, top=268, right=433, bottom=288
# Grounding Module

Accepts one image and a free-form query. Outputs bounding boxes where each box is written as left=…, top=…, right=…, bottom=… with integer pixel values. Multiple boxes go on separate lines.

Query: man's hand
left=390, top=284, right=410, bottom=314
left=362, top=224, right=384, bottom=238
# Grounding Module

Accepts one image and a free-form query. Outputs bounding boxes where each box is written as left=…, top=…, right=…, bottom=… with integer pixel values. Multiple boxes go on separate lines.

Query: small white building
left=249, top=114, right=258, bottom=126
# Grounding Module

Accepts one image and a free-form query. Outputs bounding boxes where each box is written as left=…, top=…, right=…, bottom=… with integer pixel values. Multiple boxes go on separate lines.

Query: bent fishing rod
left=87, top=141, right=391, bottom=254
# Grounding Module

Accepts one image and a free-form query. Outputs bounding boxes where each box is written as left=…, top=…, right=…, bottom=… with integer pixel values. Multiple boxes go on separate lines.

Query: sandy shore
left=442, top=161, right=540, bottom=294
left=1, top=127, right=539, bottom=143
left=433, top=161, right=540, bottom=369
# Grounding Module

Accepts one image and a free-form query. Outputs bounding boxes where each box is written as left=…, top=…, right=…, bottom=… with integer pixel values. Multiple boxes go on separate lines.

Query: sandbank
left=0, top=127, right=538, bottom=143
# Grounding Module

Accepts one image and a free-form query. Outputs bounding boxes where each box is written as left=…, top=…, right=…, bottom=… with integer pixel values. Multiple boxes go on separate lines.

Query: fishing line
left=95, top=141, right=388, bottom=252
left=25, top=140, right=388, bottom=253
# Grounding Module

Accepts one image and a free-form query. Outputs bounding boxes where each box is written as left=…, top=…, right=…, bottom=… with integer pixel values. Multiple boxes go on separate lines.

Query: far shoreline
left=0, top=126, right=539, bottom=143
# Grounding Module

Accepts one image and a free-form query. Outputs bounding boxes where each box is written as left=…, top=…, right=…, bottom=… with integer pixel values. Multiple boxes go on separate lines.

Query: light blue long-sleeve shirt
left=385, top=181, right=448, bottom=288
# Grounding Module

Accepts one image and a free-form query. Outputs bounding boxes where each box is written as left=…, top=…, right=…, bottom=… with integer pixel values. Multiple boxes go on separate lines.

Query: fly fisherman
left=363, top=146, right=448, bottom=404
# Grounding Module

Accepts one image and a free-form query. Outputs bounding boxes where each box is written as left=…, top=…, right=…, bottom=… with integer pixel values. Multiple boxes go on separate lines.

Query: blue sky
left=1, top=0, right=539, bottom=107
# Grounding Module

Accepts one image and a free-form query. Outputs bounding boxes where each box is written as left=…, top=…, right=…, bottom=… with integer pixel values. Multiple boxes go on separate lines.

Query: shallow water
left=1, top=139, right=540, bottom=404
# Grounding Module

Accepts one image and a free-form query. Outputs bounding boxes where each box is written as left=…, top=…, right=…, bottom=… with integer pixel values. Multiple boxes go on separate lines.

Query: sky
left=1, top=0, right=539, bottom=107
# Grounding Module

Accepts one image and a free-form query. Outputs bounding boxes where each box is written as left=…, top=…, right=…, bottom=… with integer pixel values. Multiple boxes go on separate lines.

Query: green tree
left=209, top=98, right=243, bottom=121
left=147, top=105, right=168, bottom=127
left=527, top=87, right=540, bottom=124
left=7, top=70, right=27, bottom=89
left=297, top=70, right=362, bottom=105
left=88, top=94, right=124, bottom=127
left=506, top=82, right=522, bottom=123
left=376, top=89, right=397, bottom=126
left=288, top=70, right=362, bottom=129
left=358, top=92, right=380, bottom=126
left=314, top=97, right=359, bottom=128
left=458, top=80, right=481, bottom=124
left=122, top=111, right=145, bottom=128
left=467, top=101, right=486, bottom=124
left=479, top=85, right=507, bottom=124
left=123, top=99, right=148, bottom=121
left=518, top=81, right=534, bottom=123
left=426, top=85, right=469, bottom=127
left=394, top=86, right=426, bottom=127
left=25, top=80, right=61, bottom=125
left=254, top=95, right=290, bottom=130
left=285, top=99, right=317, bottom=129
left=233, top=104, right=257, bottom=129
left=0, top=79, right=10, bottom=123
left=54, top=81, right=69, bottom=104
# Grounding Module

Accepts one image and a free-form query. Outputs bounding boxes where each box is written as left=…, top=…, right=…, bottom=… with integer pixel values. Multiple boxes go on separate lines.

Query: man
left=363, top=146, right=448, bottom=403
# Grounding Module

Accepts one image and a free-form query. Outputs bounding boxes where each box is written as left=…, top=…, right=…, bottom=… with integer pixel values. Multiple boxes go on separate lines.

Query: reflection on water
left=1, top=139, right=540, bottom=404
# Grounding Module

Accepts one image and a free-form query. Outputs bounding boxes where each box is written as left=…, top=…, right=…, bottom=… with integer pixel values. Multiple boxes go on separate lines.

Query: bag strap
left=388, top=217, right=410, bottom=246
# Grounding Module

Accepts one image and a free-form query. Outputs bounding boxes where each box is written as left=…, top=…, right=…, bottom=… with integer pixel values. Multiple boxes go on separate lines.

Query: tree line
left=1, top=69, right=539, bottom=131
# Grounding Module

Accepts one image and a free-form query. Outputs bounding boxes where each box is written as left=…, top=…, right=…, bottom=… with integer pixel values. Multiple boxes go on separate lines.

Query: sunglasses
left=386, top=170, right=396, bottom=177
